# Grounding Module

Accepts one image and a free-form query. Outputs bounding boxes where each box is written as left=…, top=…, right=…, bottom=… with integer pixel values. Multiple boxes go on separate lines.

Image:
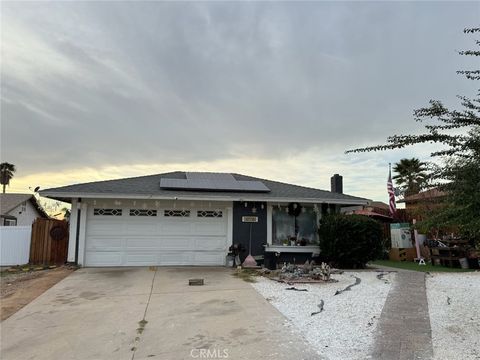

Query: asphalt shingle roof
left=0, top=193, right=49, bottom=218
left=40, top=171, right=368, bottom=204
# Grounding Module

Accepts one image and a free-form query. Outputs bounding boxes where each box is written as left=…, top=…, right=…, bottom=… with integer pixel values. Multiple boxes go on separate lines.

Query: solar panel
left=186, top=172, right=236, bottom=181
left=159, top=177, right=270, bottom=192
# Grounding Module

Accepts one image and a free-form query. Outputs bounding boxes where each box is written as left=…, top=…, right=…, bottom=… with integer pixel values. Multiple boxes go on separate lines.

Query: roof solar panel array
left=186, top=172, right=236, bottom=181
left=159, top=177, right=270, bottom=192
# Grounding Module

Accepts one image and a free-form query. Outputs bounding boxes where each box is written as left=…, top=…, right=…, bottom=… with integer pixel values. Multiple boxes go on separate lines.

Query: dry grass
left=232, top=268, right=259, bottom=283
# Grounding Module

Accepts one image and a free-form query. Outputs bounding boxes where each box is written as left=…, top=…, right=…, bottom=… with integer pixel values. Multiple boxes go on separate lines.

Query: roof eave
left=39, top=191, right=369, bottom=206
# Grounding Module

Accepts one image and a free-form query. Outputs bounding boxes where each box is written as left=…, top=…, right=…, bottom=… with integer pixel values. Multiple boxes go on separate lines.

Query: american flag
left=387, top=165, right=397, bottom=217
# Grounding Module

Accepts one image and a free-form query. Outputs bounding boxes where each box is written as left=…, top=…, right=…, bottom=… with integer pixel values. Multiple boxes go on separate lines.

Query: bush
left=318, top=214, right=384, bottom=268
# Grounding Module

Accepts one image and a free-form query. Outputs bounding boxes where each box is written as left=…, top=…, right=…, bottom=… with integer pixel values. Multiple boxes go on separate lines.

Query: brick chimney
left=331, top=174, right=343, bottom=194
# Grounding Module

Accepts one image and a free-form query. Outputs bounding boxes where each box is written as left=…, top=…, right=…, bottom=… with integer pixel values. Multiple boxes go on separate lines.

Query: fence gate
left=29, top=218, right=69, bottom=265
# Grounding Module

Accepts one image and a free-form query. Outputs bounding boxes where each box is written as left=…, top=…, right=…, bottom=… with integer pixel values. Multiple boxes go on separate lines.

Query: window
left=129, top=209, right=157, bottom=217
left=272, top=209, right=295, bottom=245
left=3, top=218, right=17, bottom=226
left=197, top=210, right=223, bottom=218
left=164, top=210, right=190, bottom=217
left=272, top=205, right=318, bottom=245
left=93, top=208, right=122, bottom=216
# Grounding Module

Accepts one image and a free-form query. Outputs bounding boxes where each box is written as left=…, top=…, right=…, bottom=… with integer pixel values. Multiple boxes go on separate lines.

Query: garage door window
left=129, top=209, right=157, bottom=216
left=197, top=210, right=223, bottom=218
left=93, top=209, right=122, bottom=216
left=164, top=210, right=190, bottom=217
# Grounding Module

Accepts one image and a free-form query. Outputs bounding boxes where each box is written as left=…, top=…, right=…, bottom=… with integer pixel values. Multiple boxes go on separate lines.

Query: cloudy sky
left=1, top=1, right=478, bottom=203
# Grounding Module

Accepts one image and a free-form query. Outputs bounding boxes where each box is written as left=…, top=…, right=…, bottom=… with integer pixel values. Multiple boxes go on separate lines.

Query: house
left=397, top=188, right=447, bottom=221
left=39, top=172, right=368, bottom=267
left=0, top=193, right=49, bottom=226
left=341, top=201, right=394, bottom=222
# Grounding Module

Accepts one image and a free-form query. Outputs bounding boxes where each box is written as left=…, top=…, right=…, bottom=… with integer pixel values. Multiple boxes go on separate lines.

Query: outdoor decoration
left=228, top=243, right=245, bottom=267
left=288, top=202, right=302, bottom=217
left=276, top=261, right=339, bottom=283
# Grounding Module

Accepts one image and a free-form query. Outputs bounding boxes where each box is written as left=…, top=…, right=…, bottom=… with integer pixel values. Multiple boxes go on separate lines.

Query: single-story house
left=341, top=201, right=394, bottom=222
left=0, top=193, right=49, bottom=226
left=40, top=172, right=368, bottom=267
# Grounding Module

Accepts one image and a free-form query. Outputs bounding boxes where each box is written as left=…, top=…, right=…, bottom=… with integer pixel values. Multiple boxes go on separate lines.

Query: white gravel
left=426, top=272, right=480, bottom=360
left=251, top=271, right=395, bottom=360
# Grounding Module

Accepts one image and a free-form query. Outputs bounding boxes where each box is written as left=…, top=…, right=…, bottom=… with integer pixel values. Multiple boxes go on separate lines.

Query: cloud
left=1, top=1, right=478, bottom=198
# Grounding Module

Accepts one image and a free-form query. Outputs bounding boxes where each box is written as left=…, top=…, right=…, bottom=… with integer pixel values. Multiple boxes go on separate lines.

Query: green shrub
left=319, top=214, right=384, bottom=268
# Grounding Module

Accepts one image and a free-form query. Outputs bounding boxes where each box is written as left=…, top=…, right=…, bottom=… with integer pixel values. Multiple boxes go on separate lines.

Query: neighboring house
left=397, top=188, right=447, bottom=220
left=0, top=193, right=49, bottom=226
left=40, top=172, right=368, bottom=267
left=341, top=201, right=393, bottom=222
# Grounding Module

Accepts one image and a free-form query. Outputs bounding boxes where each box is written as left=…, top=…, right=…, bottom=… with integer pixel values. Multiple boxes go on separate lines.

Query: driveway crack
left=131, top=267, right=157, bottom=360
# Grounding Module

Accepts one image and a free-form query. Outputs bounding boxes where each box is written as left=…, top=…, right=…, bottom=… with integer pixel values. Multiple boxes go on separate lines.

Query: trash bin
left=264, top=252, right=277, bottom=270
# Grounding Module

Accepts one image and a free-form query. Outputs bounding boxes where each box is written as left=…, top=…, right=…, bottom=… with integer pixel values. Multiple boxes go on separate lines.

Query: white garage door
left=84, top=206, right=228, bottom=266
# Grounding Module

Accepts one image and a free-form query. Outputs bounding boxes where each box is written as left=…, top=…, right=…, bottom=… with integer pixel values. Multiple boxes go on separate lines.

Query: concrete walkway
left=371, top=270, right=433, bottom=360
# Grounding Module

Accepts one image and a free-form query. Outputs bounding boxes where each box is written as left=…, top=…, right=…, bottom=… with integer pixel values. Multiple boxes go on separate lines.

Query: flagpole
left=389, top=162, right=392, bottom=217
left=387, top=162, right=396, bottom=220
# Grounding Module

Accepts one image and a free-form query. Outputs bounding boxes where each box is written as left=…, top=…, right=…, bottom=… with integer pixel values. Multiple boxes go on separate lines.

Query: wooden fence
left=29, top=218, right=69, bottom=265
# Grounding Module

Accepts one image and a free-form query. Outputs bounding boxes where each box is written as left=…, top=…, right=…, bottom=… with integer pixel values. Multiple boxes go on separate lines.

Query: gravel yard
left=427, top=272, right=480, bottom=360
left=251, top=271, right=395, bottom=360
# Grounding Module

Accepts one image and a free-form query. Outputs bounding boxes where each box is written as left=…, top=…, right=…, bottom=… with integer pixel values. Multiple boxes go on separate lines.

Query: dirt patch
left=0, top=266, right=74, bottom=321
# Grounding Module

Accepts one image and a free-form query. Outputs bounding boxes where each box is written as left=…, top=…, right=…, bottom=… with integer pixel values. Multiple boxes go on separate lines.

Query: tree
left=0, top=162, right=16, bottom=194
left=61, top=207, right=71, bottom=221
left=346, top=27, right=480, bottom=244
left=392, top=158, right=428, bottom=197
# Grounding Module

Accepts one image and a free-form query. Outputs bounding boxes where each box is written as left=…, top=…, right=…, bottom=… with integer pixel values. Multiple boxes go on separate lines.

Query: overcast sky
left=1, top=1, right=478, bottom=202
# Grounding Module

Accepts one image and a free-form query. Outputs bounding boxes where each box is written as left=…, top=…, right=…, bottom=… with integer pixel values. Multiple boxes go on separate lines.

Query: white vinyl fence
left=0, top=226, right=31, bottom=266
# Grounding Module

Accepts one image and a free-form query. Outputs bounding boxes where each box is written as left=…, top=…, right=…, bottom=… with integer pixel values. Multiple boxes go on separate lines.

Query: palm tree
left=0, top=162, right=16, bottom=194
left=393, top=158, right=428, bottom=197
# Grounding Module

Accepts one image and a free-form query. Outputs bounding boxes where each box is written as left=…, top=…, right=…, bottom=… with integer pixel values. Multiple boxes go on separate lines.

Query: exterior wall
left=66, top=196, right=350, bottom=266
left=2, top=201, right=41, bottom=226
left=232, top=201, right=267, bottom=262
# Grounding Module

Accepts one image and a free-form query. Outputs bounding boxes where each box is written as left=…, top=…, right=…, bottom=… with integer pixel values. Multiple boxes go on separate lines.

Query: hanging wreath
left=287, top=202, right=302, bottom=217
left=50, top=225, right=67, bottom=241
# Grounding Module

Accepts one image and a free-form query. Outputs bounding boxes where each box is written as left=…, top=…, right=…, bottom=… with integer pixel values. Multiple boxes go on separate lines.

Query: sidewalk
left=371, top=271, right=433, bottom=360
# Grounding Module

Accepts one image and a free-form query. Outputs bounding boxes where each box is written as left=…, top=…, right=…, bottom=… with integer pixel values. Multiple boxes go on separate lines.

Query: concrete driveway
left=1, top=267, right=318, bottom=360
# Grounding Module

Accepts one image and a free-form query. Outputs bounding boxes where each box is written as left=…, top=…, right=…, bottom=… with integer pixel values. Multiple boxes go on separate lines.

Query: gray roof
left=40, top=171, right=369, bottom=205
left=0, top=193, right=49, bottom=218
